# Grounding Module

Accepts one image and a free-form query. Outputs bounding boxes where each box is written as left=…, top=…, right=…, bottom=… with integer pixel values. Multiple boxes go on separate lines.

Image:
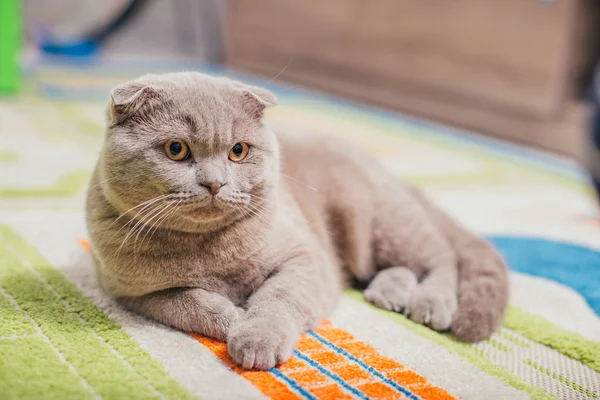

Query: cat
left=86, top=72, right=509, bottom=370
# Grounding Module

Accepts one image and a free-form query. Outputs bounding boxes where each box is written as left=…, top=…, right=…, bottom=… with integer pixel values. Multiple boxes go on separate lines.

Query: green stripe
left=58, top=103, right=104, bottom=137
left=0, top=171, right=91, bottom=198
left=504, top=306, right=600, bottom=372
left=0, top=101, right=96, bottom=199
left=0, top=152, right=18, bottom=163
left=0, top=292, right=36, bottom=337
left=0, top=335, right=94, bottom=399
left=345, top=290, right=556, bottom=400
left=486, top=337, right=512, bottom=353
left=0, top=225, right=193, bottom=399
left=26, top=98, right=102, bottom=153
left=497, top=329, right=531, bottom=348
left=524, top=359, right=599, bottom=399
left=400, top=165, right=512, bottom=189
left=0, top=203, right=82, bottom=212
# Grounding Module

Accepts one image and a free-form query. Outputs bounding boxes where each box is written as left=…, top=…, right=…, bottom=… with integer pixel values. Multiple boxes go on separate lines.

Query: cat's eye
left=228, top=142, right=249, bottom=162
left=164, top=140, right=190, bottom=161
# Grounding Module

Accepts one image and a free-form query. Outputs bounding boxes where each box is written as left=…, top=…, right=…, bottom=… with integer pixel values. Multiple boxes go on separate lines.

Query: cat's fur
left=86, top=72, right=509, bottom=370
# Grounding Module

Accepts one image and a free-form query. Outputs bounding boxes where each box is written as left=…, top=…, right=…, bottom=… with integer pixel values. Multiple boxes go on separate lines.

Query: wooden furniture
left=225, top=0, right=600, bottom=159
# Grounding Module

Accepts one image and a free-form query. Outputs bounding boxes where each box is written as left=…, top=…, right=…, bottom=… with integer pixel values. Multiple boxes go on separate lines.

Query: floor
left=0, top=62, right=598, bottom=399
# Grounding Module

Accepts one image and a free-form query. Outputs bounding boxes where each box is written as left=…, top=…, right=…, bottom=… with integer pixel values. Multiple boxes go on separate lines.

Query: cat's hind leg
left=364, top=266, right=417, bottom=313
left=367, top=187, right=459, bottom=331
left=365, top=265, right=458, bottom=331
left=405, top=265, right=458, bottom=331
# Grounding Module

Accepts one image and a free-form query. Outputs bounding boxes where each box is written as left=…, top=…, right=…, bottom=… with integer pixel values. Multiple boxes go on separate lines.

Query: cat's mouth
left=174, top=194, right=247, bottom=219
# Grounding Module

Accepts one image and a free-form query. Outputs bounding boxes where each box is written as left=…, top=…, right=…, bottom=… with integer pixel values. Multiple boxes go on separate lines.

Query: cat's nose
left=199, top=181, right=225, bottom=196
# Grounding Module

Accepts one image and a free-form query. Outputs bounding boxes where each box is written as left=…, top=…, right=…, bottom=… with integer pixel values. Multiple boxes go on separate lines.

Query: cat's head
left=98, top=72, right=279, bottom=231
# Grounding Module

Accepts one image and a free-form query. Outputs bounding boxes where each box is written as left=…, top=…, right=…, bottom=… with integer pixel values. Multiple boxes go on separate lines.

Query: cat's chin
left=180, top=201, right=239, bottom=223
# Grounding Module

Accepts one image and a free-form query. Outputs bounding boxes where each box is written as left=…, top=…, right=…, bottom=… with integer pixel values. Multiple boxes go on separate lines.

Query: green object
left=345, top=290, right=556, bottom=400
left=347, top=288, right=600, bottom=399
left=524, top=360, right=600, bottom=399
left=0, top=170, right=91, bottom=198
left=0, top=0, right=21, bottom=93
left=0, top=225, right=194, bottom=400
left=503, top=305, right=600, bottom=372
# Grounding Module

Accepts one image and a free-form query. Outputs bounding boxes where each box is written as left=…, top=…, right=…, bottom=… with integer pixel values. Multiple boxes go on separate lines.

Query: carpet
left=0, top=62, right=599, bottom=399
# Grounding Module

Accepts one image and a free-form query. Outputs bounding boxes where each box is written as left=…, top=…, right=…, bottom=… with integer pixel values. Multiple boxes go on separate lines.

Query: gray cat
left=86, top=72, right=509, bottom=370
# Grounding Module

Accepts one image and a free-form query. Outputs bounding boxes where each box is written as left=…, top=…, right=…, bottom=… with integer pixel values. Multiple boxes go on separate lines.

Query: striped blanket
left=0, top=63, right=598, bottom=399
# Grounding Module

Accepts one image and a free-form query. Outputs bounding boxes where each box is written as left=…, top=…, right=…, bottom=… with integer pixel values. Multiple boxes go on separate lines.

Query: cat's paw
left=202, top=303, right=245, bottom=342
left=364, top=266, right=418, bottom=312
left=406, top=287, right=457, bottom=331
left=227, top=317, right=296, bottom=370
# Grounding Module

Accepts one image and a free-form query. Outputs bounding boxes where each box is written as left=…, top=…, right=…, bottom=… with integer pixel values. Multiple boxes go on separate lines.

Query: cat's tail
left=413, top=189, right=509, bottom=342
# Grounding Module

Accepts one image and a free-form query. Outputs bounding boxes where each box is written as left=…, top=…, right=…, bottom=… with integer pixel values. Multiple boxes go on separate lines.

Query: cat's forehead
left=169, top=92, right=242, bottom=127
left=155, top=75, right=242, bottom=114
left=154, top=85, right=259, bottom=147
left=110, top=72, right=274, bottom=146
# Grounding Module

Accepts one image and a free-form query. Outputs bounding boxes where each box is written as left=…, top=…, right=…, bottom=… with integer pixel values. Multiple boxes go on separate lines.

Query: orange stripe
left=358, top=382, right=401, bottom=399
left=191, top=334, right=302, bottom=400
left=78, top=239, right=455, bottom=399
left=315, top=325, right=456, bottom=400
left=290, top=336, right=355, bottom=399
left=308, top=385, right=353, bottom=399
left=191, top=333, right=355, bottom=399
left=296, top=332, right=404, bottom=399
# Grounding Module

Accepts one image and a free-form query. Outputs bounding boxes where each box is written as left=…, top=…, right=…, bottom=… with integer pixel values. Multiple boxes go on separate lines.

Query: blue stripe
left=487, top=236, right=600, bottom=316
left=268, top=368, right=318, bottom=400
left=308, top=331, right=421, bottom=400
left=292, top=349, right=370, bottom=400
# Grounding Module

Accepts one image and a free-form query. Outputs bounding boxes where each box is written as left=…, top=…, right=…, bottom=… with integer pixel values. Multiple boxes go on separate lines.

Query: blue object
left=40, top=39, right=99, bottom=58
left=487, top=236, right=600, bottom=316
left=37, top=0, right=147, bottom=58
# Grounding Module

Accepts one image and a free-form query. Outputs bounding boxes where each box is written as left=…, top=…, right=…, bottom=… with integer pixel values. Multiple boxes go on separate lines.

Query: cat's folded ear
left=107, top=81, right=160, bottom=124
left=233, top=84, right=278, bottom=119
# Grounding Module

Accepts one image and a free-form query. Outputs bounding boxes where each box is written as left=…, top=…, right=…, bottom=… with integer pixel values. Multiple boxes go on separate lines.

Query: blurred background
left=3, top=0, right=599, bottom=159
left=2, top=0, right=600, bottom=198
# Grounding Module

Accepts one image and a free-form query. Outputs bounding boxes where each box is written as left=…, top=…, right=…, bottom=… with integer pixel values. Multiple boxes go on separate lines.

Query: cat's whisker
left=115, top=204, right=160, bottom=258
left=229, top=205, right=245, bottom=226
left=242, top=202, right=263, bottom=220
left=249, top=193, right=277, bottom=206
left=117, top=200, right=169, bottom=253
left=245, top=208, right=269, bottom=228
left=109, top=199, right=166, bottom=246
left=131, top=207, right=168, bottom=252
left=143, top=200, right=182, bottom=246
left=248, top=196, right=271, bottom=210
left=247, top=203, right=273, bottom=228
left=247, top=203, right=271, bottom=217
left=233, top=206, right=247, bottom=222
left=248, top=200, right=273, bottom=215
left=280, top=173, right=318, bottom=192
left=88, top=176, right=119, bottom=190
left=248, top=205, right=271, bottom=221
left=263, top=57, right=293, bottom=88
left=132, top=200, right=175, bottom=251
left=109, top=193, right=173, bottom=233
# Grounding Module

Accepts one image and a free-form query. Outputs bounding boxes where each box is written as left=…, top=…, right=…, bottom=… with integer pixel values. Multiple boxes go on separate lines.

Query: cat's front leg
left=119, top=287, right=243, bottom=341
left=227, top=255, right=340, bottom=370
